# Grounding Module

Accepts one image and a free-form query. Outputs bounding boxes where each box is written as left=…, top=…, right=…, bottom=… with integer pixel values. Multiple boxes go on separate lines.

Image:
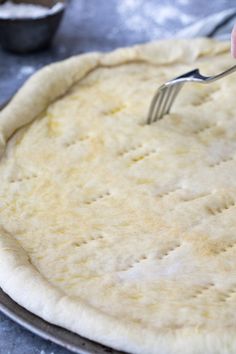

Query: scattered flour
left=17, top=65, right=35, bottom=79
left=178, top=0, right=190, bottom=5
left=0, top=1, right=64, bottom=19
left=117, top=0, right=195, bottom=37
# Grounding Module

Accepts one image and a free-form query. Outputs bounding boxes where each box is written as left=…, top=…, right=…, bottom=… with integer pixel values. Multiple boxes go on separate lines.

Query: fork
left=147, top=64, right=236, bottom=124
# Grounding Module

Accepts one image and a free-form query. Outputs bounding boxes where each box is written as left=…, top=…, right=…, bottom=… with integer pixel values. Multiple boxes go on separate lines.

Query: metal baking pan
left=0, top=288, right=123, bottom=353
left=0, top=100, right=123, bottom=354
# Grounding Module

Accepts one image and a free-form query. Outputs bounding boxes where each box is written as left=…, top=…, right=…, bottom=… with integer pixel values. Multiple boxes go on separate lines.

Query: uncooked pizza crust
left=0, top=38, right=236, bottom=354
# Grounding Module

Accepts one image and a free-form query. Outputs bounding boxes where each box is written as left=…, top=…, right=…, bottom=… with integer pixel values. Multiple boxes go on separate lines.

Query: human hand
left=231, top=25, right=236, bottom=58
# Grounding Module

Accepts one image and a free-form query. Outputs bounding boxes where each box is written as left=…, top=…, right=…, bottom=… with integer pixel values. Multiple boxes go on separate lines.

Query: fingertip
left=231, top=24, right=236, bottom=58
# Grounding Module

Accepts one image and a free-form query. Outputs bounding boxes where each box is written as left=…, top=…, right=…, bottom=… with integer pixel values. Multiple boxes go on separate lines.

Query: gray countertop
left=0, top=0, right=235, bottom=353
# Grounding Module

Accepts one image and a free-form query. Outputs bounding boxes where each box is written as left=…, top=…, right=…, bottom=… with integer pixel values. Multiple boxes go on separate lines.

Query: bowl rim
left=0, top=0, right=66, bottom=22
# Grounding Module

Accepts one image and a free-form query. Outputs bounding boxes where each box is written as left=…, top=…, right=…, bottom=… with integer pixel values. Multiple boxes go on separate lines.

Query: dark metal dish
left=0, top=287, right=124, bottom=354
left=0, top=0, right=66, bottom=53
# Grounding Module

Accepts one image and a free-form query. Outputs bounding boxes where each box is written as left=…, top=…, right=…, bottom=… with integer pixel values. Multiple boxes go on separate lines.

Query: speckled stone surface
left=0, top=0, right=235, bottom=353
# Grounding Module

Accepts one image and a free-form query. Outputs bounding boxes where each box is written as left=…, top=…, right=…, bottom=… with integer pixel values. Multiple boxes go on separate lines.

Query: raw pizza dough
left=0, top=38, right=236, bottom=354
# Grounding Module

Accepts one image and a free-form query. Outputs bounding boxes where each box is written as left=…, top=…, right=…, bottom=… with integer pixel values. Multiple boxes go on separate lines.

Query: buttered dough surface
left=0, top=39, right=236, bottom=353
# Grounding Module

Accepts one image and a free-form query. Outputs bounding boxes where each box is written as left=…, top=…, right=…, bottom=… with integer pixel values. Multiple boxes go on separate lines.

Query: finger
left=231, top=24, right=236, bottom=58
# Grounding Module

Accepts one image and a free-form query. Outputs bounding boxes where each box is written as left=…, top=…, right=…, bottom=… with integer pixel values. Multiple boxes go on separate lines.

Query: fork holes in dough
left=131, top=149, right=157, bottom=163
left=193, top=122, right=216, bottom=135
left=209, top=156, right=234, bottom=168
left=120, top=254, right=148, bottom=272
left=65, top=136, right=90, bottom=147
left=206, top=199, right=235, bottom=216
left=118, top=143, right=144, bottom=157
left=10, top=174, right=38, bottom=184
left=72, top=235, right=104, bottom=248
left=158, top=242, right=182, bottom=260
left=192, top=283, right=215, bottom=299
left=84, top=191, right=111, bottom=205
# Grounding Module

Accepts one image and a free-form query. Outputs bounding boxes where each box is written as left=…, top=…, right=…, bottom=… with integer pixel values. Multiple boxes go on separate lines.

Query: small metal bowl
left=0, top=0, right=66, bottom=53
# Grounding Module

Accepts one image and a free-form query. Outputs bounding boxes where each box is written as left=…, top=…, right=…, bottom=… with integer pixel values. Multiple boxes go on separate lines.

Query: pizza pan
left=0, top=101, right=123, bottom=354
left=0, top=288, right=124, bottom=354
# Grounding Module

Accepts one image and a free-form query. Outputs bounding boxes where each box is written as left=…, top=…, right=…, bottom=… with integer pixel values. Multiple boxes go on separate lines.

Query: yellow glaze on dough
left=0, top=38, right=236, bottom=354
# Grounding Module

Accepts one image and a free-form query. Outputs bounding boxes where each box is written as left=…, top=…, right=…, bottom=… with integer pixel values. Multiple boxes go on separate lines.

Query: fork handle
left=206, top=64, right=236, bottom=82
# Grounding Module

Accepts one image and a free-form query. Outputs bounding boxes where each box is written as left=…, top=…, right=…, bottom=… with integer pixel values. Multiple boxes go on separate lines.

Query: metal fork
left=147, top=65, right=236, bottom=124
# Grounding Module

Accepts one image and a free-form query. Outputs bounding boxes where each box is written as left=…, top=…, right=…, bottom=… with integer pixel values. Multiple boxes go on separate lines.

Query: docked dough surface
left=0, top=39, right=236, bottom=354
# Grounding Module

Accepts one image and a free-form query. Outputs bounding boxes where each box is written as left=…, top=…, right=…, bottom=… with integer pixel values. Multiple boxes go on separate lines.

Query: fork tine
left=162, top=85, right=176, bottom=116
left=147, top=88, right=164, bottom=124
left=152, top=88, right=165, bottom=123
left=147, top=82, right=184, bottom=124
left=150, top=90, right=162, bottom=123
left=155, top=85, right=174, bottom=122
left=165, top=83, right=184, bottom=114
left=147, top=63, right=236, bottom=124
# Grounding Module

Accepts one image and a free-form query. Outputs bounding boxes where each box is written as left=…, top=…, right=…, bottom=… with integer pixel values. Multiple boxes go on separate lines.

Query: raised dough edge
left=1, top=227, right=236, bottom=354
left=0, top=38, right=229, bottom=148
left=0, top=38, right=235, bottom=354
